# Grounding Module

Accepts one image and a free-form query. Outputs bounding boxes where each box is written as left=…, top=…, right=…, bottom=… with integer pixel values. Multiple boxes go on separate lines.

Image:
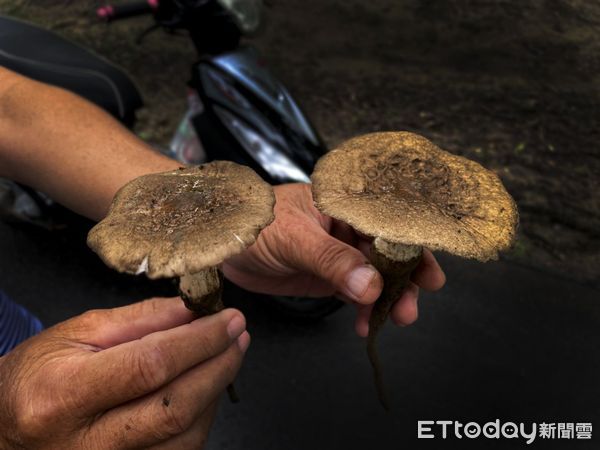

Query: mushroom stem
left=179, top=268, right=240, bottom=403
left=179, top=267, right=224, bottom=315
left=368, top=238, right=423, bottom=410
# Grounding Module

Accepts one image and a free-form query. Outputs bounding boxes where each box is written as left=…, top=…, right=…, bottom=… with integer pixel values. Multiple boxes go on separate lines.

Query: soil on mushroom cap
left=357, top=146, right=479, bottom=221
left=129, top=177, right=243, bottom=235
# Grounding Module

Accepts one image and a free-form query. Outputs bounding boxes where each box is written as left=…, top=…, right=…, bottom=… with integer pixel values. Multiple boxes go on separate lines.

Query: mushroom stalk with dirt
left=87, top=161, right=275, bottom=402
left=311, top=132, right=518, bottom=410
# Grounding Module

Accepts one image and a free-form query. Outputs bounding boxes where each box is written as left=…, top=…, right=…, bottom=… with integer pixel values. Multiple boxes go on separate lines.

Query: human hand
left=222, top=183, right=446, bottom=336
left=0, top=297, right=249, bottom=449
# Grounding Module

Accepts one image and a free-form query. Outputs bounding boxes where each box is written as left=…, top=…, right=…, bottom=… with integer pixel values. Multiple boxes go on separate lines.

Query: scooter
left=0, top=0, right=341, bottom=318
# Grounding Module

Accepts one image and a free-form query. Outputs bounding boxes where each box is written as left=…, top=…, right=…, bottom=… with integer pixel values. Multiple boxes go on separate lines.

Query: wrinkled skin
left=0, top=298, right=249, bottom=449
left=223, top=184, right=446, bottom=336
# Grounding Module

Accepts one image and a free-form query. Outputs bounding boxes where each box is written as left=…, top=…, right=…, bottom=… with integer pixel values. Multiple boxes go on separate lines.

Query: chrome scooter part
left=213, top=105, right=310, bottom=183
left=212, top=47, right=320, bottom=147
left=196, top=48, right=324, bottom=183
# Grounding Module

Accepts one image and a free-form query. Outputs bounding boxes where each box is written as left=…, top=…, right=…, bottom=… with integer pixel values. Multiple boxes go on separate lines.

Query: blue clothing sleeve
left=0, top=290, right=43, bottom=356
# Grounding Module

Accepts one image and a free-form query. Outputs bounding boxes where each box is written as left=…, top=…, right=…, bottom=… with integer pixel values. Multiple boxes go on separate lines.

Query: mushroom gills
left=179, top=268, right=239, bottom=403
left=368, top=237, right=423, bottom=411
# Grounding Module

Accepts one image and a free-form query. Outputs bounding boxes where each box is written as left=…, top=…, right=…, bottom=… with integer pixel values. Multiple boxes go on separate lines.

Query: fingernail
left=398, top=295, right=419, bottom=327
left=237, top=331, right=251, bottom=353
left=227, top=315, right=246, bottom=339
left=345, top=265, right=378, bottom=301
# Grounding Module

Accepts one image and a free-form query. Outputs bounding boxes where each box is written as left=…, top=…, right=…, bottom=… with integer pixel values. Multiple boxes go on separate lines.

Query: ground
left=1, top=0, right=599, bottom=286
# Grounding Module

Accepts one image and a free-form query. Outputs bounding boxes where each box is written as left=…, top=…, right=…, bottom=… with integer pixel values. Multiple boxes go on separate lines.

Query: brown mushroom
left=311, top=131, right=518, bottom=409
left=88, top=161, right=275, bottom=401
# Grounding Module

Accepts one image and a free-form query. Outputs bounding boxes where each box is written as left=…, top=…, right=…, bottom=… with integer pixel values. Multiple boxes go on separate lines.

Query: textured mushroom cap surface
left=88, top=161, right=275, bottom=278
left=311, top=132, right=518, bottom=261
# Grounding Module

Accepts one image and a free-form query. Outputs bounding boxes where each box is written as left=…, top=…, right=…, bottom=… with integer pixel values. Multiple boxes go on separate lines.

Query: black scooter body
left=0, top=15, right=142, bottom=127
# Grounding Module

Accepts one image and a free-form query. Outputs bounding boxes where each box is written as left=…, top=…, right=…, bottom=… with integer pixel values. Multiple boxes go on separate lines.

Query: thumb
left=290, top=225, right=382, bottom=304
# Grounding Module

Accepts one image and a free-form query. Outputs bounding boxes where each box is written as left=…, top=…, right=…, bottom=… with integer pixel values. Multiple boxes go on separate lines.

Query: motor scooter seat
left=0, top=15, right=142, bottom=126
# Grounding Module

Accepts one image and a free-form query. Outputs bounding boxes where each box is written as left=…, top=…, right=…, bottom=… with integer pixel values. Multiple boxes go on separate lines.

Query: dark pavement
left=1, top=218, right=598, bottom=449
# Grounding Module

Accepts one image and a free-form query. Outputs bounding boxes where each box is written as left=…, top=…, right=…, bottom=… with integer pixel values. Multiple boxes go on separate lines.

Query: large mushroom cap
left=88, top=161, right=275, bottom=278
left=311, top=132, right=518, bottom=261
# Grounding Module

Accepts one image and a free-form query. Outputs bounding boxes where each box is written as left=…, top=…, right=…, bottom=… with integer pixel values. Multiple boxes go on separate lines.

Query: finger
left=354, top=282, right=420, bottom=336
left=289, top=224, right=382, bottom=304
left=354, top=303, right=373, bottom=337
left=411, top=249, right=446, bottom=292
left=89, top=333, right=249, bottom=449
left=147, top=402, right=218, bottom=450
left=75, top=309, right=246, bottom=414
left=389, top=282, right=420, bottom=326
left=58, top=297, right=196, bottom=348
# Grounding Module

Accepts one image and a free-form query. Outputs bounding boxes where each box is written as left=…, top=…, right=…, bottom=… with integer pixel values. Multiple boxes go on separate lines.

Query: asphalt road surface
left=1, top=218, right=598, bottom=450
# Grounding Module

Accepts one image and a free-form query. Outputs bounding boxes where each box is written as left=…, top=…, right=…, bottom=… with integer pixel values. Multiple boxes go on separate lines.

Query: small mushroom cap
left=88, top=161, right=275, bottom=278
left=311, top=132, right=518, bottom=261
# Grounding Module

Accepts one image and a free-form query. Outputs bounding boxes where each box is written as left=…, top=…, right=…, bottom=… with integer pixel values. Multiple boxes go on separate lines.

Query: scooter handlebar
left=97, top=0, right=159, bottom=22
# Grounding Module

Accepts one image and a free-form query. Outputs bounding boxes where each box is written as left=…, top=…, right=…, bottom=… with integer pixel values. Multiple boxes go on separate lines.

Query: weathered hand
left=0, top=297, right=249, bottom=449
left=222, top=183, right=446, bottom=336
